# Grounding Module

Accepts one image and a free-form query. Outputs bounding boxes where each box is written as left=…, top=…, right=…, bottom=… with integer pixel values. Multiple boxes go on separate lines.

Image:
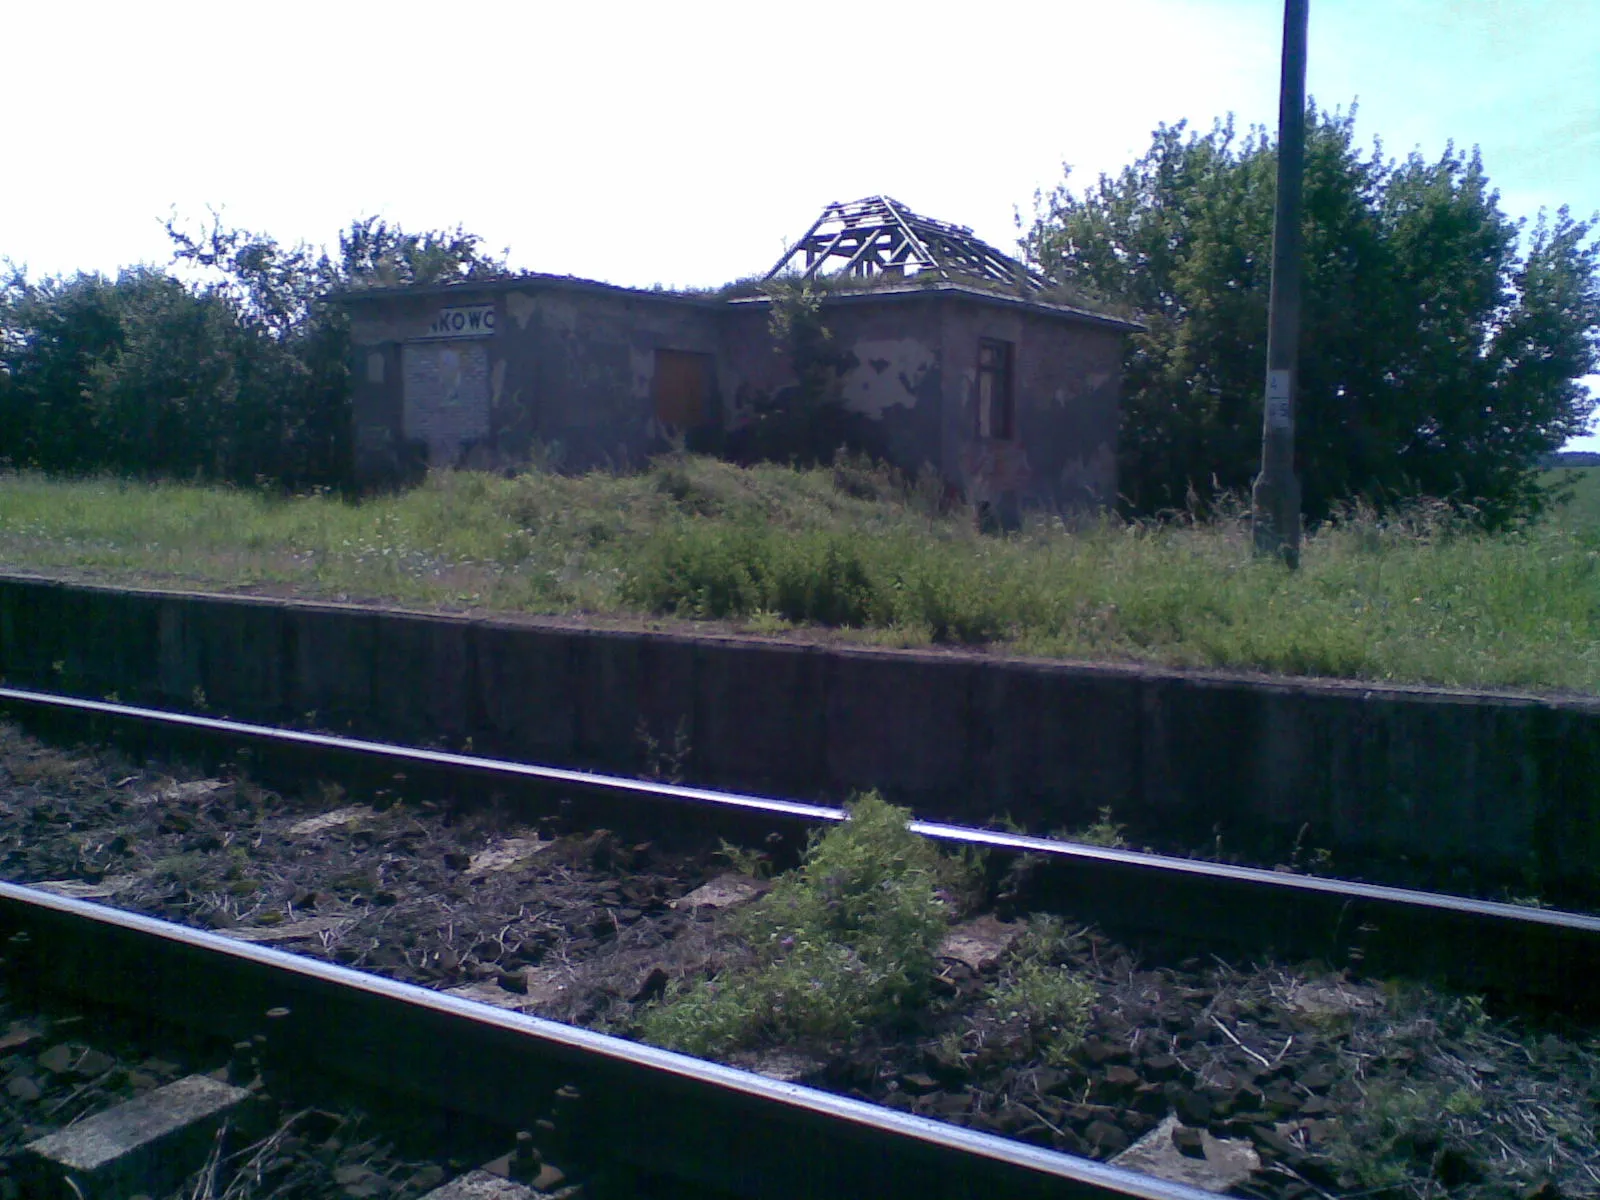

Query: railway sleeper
left=15, top=1065, right=552, bottom=1200
left=19, top=1074, right=251, bottom=1199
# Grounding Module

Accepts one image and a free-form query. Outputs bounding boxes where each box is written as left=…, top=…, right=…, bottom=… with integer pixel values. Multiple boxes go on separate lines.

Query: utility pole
left=1251, top=0, right=1309, bottom=567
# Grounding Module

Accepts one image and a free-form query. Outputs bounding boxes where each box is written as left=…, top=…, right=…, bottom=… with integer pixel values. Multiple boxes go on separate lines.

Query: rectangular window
left=976, top=338, right=1015, bottom=440
left=653, top=349, right=714, bottom=428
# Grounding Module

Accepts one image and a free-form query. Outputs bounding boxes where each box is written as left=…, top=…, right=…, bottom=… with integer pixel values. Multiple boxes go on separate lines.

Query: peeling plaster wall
left=351, top=284, right=1125, bottom=510
left=1017, top=310, right=1123, bottom=510
left=351, top=293, right=449, bottom=482
left=942, top=305, right=1123, bottom=512
left=720, top=296, right=946, bottom=476
left=824, top=298, right=945, bottom=474
left=494, top=288, right=721, bottom=471
left=350, top=286, right=721, bottom=483
left=719, top=305, right=790, bottom=417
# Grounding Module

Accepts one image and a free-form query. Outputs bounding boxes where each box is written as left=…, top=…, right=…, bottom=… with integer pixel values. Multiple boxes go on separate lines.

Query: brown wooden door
left=653, top=350, right=712, bottom=428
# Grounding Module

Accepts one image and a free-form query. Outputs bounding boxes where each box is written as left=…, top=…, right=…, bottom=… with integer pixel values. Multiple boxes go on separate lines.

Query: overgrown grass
left=984, top=916, right=1096, bottom=1066
left=1, top=460, right=1597, bottom=693
left=639, top=792, right=955, bottom=1056
left=1326, top=985, right=1600, bottom=1198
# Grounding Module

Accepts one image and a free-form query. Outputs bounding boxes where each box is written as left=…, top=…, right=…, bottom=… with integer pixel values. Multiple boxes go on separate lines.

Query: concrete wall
left=3, top=575, right=1597, bottom=894
left=352, top=282, right=1129, bottom=508
left=938, top=303, right=1120, bottom=513
left=350, top=282, right=723, bottom=481
left=721, top=295, right=948, bottom=476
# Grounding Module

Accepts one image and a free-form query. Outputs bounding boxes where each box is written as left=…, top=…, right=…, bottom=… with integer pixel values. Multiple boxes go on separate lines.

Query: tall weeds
left=1, top=460, right=1596, bottom=693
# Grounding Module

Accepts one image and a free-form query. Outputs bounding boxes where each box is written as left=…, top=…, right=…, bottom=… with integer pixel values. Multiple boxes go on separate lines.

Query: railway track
left=4, top=685, right=1596, bottom=1015
left=2, top=684, right=1599, bottom=1198
left=1, top=880, right=1206, bottom=1200
left=0, top=948, right=530, bottom=1200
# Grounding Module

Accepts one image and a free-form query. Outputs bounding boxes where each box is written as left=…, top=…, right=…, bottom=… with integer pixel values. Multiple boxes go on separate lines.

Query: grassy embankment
left=0, top=458, right=1596, bottom=694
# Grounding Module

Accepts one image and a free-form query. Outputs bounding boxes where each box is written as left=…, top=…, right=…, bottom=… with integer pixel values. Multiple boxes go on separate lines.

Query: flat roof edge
left=331, top=272, right=722, bottom=308
left=728, top=283, right=1144, bottom=332
left=332, top=275, right=1144, bottom=332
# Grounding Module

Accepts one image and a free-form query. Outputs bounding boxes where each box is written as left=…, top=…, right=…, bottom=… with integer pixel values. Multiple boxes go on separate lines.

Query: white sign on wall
left=427, top=305, right=496, bottom=339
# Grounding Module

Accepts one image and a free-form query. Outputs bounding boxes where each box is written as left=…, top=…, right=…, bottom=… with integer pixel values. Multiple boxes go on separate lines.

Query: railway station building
left=342, top=197, right=1141, bottom=514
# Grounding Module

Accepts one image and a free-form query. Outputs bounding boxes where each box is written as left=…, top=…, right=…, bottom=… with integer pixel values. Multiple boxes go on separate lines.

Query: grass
left=1, top=458, right=1598, bottom=693
left=638, top=791, right=956, bottom=1056
left=1325, top=985, right=1600, bottom=1198
left=1552, top=462, right=1600, bottom=531
left=983, top=916, right=1096, bottom=1067
left=639, top=792, right=1094, bottom=1063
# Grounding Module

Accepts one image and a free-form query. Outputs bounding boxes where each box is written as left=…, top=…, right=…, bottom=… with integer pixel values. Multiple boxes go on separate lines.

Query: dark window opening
left=976, top=338, right=1015, bottom=440
left=653, top=349, right=714, bottom=428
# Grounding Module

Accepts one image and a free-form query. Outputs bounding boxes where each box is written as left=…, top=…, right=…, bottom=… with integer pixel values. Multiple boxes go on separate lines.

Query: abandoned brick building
left=344, top=196, right=1141, bottom=511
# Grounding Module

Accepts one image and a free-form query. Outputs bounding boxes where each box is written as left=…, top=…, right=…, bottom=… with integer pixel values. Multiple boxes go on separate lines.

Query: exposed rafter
left=766, top=196, right=1049, bottom=291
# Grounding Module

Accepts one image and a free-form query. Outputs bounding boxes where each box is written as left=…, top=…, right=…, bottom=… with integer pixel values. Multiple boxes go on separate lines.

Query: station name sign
left=427, top=305, right=496, bottom=338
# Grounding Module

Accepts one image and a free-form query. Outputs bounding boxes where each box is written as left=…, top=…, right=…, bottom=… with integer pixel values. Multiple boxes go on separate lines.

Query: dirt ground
left=1, top=721, right=1596, bottom=1200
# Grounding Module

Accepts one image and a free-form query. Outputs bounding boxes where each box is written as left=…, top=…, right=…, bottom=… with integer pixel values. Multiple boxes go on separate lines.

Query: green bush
left=985, top=916, right=1095, bottom=1066
left=769, top=535, right=879, bottom=626
left=623, top=523, right=883, bottom=627
left=623, top=518, right=1015, bottom=642
left=623, top=521, right=771, bottom=619
left=639, top=792, right=955, bottom=1057
left=883, top=552, right=1010, bottom=644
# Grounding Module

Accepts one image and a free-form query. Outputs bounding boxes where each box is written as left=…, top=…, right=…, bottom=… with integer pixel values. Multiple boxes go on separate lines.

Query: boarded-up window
left=402, top=342, right=490, bottom=467
left=976, top=338, right=1015, bottom=440
left=653, top=350, right=713, bottom=428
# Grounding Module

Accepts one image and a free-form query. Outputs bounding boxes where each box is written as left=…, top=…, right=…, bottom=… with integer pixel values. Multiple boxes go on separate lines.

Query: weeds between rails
left=5, top=722, right=1595, bottom=1200
left=647, top=796, right=1600, bottom=1200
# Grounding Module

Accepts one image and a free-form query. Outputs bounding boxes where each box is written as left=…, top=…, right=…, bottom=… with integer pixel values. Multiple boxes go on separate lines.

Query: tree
left=1024, top=107, right=1600, bottom=525
left=165, top=214, right=510, bottom=487
left=0, top=216, right=509, bottom=488
left=0, top=267, right=242, bottom=478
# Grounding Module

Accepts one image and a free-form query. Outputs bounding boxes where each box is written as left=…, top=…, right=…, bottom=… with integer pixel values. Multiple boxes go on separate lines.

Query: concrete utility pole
left=1251, top=0, right=1309, bottom=567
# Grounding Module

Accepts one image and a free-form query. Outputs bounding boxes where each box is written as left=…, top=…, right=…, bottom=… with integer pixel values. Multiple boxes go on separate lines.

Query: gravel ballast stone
left=3, top=720, right=1598, bottom=1200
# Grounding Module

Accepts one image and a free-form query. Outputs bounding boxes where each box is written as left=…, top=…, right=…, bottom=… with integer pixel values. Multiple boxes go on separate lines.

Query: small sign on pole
left=1266, top=370, right=1293, bottom=430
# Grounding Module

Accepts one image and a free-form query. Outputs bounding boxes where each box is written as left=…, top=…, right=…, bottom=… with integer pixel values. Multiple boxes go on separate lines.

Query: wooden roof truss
left=765, top=196, right=1049, bottom=291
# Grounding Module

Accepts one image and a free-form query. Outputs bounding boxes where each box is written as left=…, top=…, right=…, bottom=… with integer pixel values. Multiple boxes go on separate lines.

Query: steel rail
left=0, top=686, right=843, bottom=824
left=0, top=880, right=1211, bottom=1200
left=3, top=685, right=1598, bottom=1013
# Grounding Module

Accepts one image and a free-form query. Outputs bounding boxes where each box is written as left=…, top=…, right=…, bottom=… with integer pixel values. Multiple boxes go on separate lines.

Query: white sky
left=5, top=0, right=1597, bottom=447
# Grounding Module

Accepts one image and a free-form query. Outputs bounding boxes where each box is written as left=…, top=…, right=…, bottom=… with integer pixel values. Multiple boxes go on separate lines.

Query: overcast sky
left=6, top=0, right=1597, bottom=446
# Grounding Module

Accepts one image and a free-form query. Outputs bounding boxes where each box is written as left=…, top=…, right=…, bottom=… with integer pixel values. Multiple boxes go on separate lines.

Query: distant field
left=0, top=460, right=1596, bottom=695
left=1551, top=463, right=1600, bottom=531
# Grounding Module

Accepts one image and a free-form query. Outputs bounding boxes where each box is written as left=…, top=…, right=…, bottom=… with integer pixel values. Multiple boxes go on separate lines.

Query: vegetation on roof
left=690, top=269, right=1136, bottom=322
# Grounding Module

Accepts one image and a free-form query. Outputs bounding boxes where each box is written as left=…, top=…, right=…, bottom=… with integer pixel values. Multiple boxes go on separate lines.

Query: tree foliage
left=0, top=216, right=508, bottom=488
left=1024, top=107, right=1600, bottom=525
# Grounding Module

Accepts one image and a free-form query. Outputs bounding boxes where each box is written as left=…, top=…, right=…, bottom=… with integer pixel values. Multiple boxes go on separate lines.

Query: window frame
left=975, top=337, right=1016, bottom=440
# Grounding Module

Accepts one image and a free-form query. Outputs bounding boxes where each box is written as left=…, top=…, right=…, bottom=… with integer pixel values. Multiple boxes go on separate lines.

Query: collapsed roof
left=766, top=196, right=1049, bottom=292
